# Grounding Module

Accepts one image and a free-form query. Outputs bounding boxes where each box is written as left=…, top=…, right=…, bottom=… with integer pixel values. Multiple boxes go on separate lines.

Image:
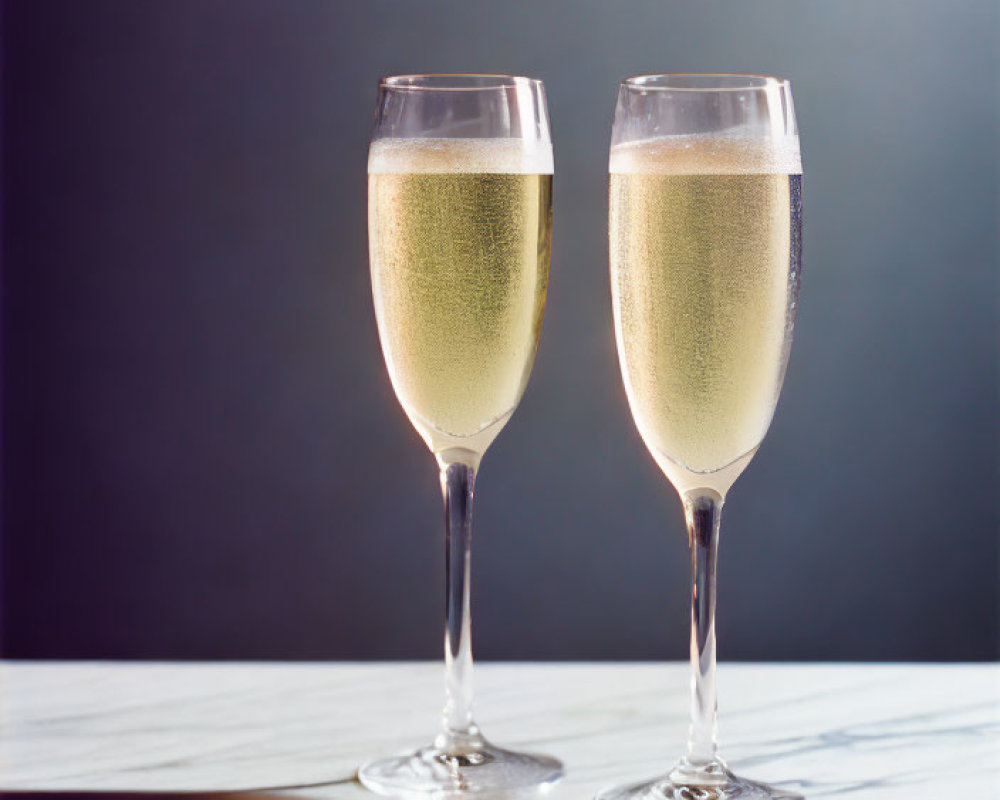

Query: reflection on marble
left=1, top=663, right=997, bottom=798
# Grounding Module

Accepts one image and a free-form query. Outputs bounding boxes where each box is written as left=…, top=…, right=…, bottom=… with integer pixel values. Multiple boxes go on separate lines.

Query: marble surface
left=1, top=662, right=997, bottom=798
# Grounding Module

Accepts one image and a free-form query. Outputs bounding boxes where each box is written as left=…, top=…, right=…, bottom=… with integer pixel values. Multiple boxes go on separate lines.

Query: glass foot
left=596, top=758, right=802, bottom=800
left=359, top=737, right=563, bottom=799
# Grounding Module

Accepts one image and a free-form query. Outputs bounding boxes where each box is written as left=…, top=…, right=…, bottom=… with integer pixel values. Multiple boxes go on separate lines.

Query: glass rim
left=621, top=73, right=791, bottom=92
left=379, top=73, right=545, bottom=92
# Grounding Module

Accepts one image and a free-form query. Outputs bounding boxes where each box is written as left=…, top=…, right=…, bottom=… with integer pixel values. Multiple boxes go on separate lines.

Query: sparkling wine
left=369, top=139, right=553, bottom=454
left=610, top=136, right=801, bottom=488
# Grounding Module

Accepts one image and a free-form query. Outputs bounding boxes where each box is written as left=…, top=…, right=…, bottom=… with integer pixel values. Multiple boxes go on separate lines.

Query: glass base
left=596, top=758, right=802, bottom=800
left=359, top=737, right=563, bottom=799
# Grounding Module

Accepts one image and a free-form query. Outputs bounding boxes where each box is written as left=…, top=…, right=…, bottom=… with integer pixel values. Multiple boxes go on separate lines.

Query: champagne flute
left=360, top=74, right=562, bottom=798
left=603, top=74, right=804, bottom=800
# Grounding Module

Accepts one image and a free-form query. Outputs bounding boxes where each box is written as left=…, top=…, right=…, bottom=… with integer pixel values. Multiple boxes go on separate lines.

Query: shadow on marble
left=0, top=782, right=361, bottom=800
left=0, top=795, right=288, bottom=799
left=0, top=794, right=305, bottom=799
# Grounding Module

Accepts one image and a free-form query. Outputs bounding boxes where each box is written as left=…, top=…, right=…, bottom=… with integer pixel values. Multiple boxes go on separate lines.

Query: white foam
left=609, top=134, right=800, bottom=175
left=369, top=137, right=553, bottom=175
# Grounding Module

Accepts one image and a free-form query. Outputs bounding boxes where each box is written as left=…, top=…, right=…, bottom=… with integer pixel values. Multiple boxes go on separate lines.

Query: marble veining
left=1, top=662, right=997, bottom=798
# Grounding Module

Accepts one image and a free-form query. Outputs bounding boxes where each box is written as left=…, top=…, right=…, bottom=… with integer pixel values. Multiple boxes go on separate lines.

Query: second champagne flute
left=360, top=74, right=562, bottom=798
left=603, top=74, right=804, bottom=800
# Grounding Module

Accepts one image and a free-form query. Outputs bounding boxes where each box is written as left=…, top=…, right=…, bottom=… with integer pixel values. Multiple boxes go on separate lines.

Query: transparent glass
left=602, top=74, right=804, bottom=800
left=361, top=74, right=562, bottom=799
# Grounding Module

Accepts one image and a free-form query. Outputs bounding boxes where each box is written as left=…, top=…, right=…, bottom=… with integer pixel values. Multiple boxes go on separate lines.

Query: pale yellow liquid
left=610, top=137, right=801, bottom=488
left=369, top=140, right=552, bottom=455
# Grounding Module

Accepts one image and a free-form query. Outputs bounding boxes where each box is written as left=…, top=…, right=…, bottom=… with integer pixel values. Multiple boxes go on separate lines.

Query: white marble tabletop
left=1, top=662, right=997, bottom=798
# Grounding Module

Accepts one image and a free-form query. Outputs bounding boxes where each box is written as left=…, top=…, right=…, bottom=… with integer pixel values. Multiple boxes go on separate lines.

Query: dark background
left=2, top=0, right=997, bottom=661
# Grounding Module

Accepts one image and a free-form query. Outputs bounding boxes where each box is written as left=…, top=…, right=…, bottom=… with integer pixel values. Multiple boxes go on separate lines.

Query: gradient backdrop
left=3, top=0, right=998, bottom=661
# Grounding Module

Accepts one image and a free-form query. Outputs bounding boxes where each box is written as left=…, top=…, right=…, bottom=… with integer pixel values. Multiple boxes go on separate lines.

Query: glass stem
left=437, top=456, right=483, bottom=755
left=683, top=489, right=723, bottom=768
